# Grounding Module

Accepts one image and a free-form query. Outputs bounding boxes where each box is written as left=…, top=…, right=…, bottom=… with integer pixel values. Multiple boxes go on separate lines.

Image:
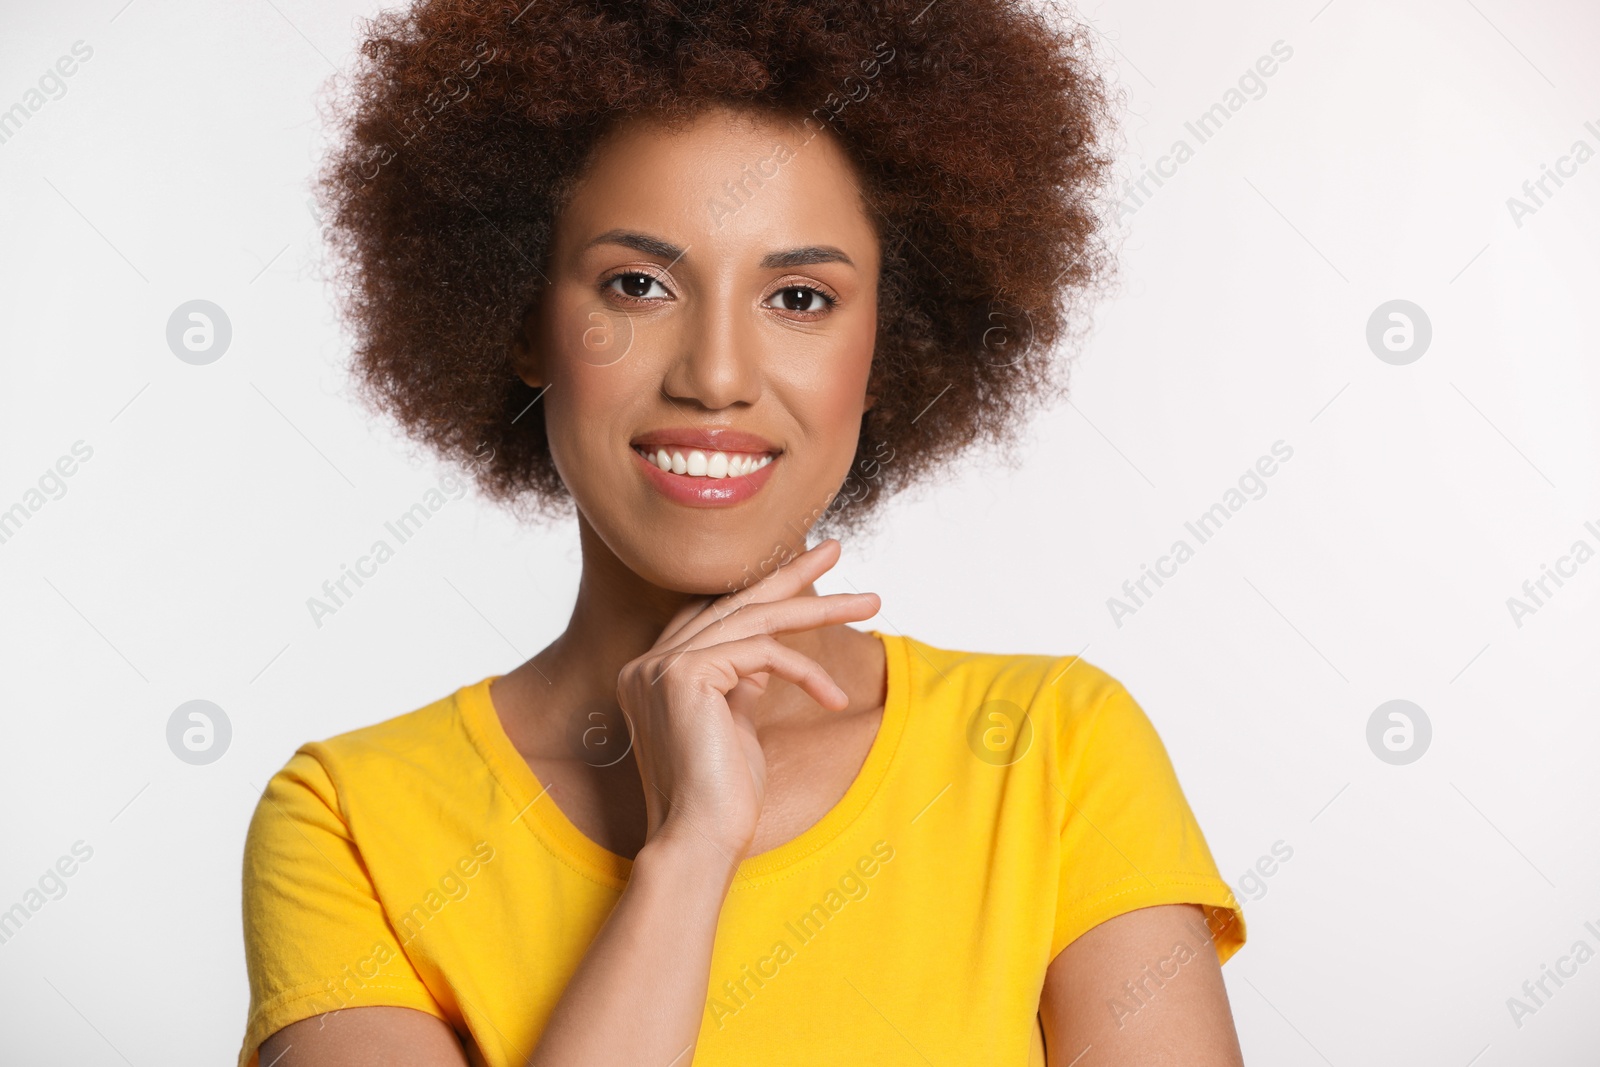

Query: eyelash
left=600, top=270, right=838, bottom=315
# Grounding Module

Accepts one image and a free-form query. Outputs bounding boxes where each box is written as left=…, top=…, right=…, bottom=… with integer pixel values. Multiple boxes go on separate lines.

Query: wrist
left=635, top=825, right=744, bottom=895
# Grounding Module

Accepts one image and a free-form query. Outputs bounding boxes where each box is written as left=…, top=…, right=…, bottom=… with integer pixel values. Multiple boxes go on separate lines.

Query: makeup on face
left=626, top=426, right=783, bottom=507
left=529, top=103, right=879, bottom=590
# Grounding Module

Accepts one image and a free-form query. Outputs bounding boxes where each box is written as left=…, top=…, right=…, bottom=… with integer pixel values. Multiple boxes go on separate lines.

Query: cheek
left=813, top=355, right=871, bottom=432
left=813, top=304, right=876, bottom=432
left=777, top=312, right=877, bottom=489
left=537, top=293, right=643, bottom=475
left=544, top=285, right=639, bottom=380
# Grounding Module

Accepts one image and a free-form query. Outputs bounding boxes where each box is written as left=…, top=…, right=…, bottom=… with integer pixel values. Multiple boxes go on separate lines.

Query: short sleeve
left=238, top=749, right=449, bottom=1067
left=1049, top=678, right=1246, bottom=965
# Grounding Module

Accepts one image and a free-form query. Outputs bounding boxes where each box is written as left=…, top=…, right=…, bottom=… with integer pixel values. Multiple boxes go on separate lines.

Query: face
left=520, top=104, right=881, bottom=595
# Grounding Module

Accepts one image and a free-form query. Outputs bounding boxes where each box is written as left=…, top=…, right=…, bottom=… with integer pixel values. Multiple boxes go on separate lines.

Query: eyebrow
left=585, top=229, right=855, bottom=270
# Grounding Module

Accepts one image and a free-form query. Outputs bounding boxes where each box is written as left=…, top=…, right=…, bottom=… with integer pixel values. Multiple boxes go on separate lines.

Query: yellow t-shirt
left=238, top=630, right=1244, bottom=1067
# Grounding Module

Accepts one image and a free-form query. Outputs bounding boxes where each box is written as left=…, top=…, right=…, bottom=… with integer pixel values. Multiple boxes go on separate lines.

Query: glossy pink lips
left=629, top=438, right=780, bottom=508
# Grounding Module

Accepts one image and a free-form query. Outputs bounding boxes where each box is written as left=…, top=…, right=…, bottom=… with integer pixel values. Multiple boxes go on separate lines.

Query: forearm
left=528, top=831, right=737, bottom=1066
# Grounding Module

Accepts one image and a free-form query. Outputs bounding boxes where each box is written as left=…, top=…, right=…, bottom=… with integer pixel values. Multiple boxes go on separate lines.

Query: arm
left=523, top=831, right=739, bottom=1064
left=260, top=1007, right=470, bottom=1066
left=1039, top=903, right=1245, bottom=1067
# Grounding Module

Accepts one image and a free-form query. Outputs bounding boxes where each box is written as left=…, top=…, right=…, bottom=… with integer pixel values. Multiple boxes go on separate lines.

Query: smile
left=630, top=445, right=776, bottom=479
left=627, top=434, right=782, bottom=508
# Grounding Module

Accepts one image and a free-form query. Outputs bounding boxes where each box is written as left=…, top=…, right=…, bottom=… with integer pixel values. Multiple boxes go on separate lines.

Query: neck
left=516, top=515, right=827, bottom=732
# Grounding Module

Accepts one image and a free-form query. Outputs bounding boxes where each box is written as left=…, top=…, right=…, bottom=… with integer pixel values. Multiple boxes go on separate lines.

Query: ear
left=510, top=305, right=544, bottom=389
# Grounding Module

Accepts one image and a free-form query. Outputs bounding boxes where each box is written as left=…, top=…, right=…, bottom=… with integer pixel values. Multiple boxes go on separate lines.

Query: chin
left=595, top=513, right=817, bottom=598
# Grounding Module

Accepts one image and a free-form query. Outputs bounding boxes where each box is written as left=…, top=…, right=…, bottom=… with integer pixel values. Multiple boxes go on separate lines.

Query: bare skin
left=260, top=104, right=1245, bottom=1066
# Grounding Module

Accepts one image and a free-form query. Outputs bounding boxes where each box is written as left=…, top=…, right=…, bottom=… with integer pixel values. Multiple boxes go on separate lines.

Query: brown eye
left=606, top=272, right=669, bottom=300
left=769, top=286, right=834, bottom=313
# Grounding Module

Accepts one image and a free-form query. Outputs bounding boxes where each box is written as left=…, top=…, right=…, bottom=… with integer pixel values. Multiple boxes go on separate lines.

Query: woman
left=240, top=1, right=1248, bottom=1064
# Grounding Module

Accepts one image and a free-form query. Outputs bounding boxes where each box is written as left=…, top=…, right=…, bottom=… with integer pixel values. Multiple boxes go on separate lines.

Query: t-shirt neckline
left=457, top=628, right=909, bottom=889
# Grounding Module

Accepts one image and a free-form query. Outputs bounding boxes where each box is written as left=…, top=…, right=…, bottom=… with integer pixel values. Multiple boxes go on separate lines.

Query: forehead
left=555, top=103, right=880, bottom=265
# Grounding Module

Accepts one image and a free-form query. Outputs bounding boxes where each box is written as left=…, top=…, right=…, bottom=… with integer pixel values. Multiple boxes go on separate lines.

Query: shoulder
left=890, top=631, right=1165, bottom=785
left=246, top=677, right=492, bottom=839
left=887, top=634, right=1244, bottom=961
left=892, top=631, right=1134, bottom=729
left=239, top=691, right=470, bottom=1066
left=290, top=679, right=485, bottom=784
left=309, top=680, right=478, bottom=764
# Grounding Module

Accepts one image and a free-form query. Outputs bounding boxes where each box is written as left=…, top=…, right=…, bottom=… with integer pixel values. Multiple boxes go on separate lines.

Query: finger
left=724, top=672, right=770, bottom=720
left=678, top=591, right=881, bottom=653
left=667, top=635, right=850, bottom=712
left=666, top=538, right=844, bottom=647
left=658, top=538, right=838, bottom=648
left=653, top=591, right=878, bottom=691
left=658, top=593, right=717, bottom=647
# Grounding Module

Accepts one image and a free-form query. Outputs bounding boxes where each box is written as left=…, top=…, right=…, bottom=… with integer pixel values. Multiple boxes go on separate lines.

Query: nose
left=660, top=286, right=762, bottom=410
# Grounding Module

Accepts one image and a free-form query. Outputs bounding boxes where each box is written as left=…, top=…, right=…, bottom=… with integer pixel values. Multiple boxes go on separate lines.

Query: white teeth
left=637, top=446, right=774, bottom=478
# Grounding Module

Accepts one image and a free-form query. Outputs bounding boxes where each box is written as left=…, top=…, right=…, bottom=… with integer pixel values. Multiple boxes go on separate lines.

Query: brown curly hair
left=316, top=0, right=1117, bottom=539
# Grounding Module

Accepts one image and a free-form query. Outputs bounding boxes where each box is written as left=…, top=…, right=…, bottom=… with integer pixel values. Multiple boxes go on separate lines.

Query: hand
left=614, top=538, right=880, bottom=867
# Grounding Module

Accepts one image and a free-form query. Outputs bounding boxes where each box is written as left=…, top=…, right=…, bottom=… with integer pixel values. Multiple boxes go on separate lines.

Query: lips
left=628, top=426, right=782, bottom=508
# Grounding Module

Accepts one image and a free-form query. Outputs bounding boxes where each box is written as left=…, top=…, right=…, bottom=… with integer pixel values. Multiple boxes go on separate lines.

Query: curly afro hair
left=316, top=0, right=1118, bottom=538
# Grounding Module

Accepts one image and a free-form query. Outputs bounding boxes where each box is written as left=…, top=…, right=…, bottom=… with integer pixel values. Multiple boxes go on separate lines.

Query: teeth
left=637, top=446, right=775, bottom=479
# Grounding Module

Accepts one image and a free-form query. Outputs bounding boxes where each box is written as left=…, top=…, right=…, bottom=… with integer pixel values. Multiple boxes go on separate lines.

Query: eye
left=766, top=285, right=836, bottom=315
left=604, top=271, right=671, bottom=301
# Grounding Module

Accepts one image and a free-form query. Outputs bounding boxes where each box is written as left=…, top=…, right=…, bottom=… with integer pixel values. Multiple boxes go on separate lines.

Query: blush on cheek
left=535, top=299, right=656, bottom=496
left=783, top=338, right=877, bottom=511
left=815, top=330, right=877, bottom=439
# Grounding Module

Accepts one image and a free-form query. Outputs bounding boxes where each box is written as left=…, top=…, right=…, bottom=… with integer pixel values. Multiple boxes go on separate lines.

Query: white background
left=2, top=0, right=1597, bottom=1063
